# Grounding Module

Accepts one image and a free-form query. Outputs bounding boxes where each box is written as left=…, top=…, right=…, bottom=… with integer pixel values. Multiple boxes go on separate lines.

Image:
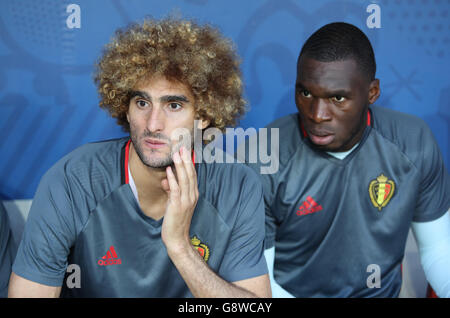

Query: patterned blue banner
left=0, top=0, right=449, bottom=199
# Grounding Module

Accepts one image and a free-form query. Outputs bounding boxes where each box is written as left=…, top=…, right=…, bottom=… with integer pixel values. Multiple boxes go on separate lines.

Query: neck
left=128, top=142, right=167, bottom=201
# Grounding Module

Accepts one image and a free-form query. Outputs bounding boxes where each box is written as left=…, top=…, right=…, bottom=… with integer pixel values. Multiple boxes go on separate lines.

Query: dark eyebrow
left=295, top=82, right=351, bottom=98
left=295, top=82, right=305, bottom=90
left=129, top=90, right=151, bottom=101
left=327, top=90, right=351, bottom=98
left=159, top=95, right=190, bottom=103
left=295, top=82, right=311, bottom=93
left=128, top=91, right=190, bottom=104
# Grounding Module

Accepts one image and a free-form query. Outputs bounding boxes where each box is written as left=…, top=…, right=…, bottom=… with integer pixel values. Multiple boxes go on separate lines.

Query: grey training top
left=13, top=137, right=268, bottom=297
left=245, top=106, right=449, bottom=297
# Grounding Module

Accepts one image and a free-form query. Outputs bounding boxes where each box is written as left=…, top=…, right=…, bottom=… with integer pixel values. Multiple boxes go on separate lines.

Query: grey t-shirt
left=12, top=137, right=267, bottom=297
left=245, top=106, right=449, bottom=297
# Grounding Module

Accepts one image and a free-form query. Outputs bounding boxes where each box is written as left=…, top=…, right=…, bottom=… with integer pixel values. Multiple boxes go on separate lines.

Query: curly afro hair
left=94, top=17, right=247, bottom=133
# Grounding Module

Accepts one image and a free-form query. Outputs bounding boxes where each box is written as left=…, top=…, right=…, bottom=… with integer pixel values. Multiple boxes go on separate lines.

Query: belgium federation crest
left=191, top=236, right=210, bottom=262
left=369, top=174, right=395, bottom=211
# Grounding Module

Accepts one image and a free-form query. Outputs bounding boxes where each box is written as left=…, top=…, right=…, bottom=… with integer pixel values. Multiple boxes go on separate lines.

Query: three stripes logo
left=296, top=196, right=323, bottom=216
left=98, top=246, right=122, bottom=266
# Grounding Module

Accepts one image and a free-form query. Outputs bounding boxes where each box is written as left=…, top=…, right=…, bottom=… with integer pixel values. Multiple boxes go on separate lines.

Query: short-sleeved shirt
left=0, top=201, right=15, bottom=297
left=12, top=137, right=267, bottom=297
left=245, top=106, right=450, bottom=297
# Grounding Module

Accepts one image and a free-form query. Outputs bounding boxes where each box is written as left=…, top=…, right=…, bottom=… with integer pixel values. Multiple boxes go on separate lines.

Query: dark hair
left=298, top=22, right=376, bottom=81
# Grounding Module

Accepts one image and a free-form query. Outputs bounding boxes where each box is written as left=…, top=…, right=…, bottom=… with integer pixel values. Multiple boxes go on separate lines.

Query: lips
left=307, top=129, right=335, bottom=146
left=144, top=138, right=167, bottom=149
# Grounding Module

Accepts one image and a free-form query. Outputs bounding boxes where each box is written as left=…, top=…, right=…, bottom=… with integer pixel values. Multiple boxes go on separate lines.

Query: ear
left=126, top=111, right=130, bottom=123
left=368, top=79, right=380, bottom=104
left=197, top=118, right=210, bottom=130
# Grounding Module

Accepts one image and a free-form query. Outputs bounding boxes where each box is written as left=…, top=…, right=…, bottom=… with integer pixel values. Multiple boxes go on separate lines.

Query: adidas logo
left=97, top=246, right=122, bottom=266
left=296, top=196, right=323, bottom=216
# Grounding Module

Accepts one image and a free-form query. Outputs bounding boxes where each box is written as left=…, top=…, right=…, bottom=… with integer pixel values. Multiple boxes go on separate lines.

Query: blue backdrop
left=0, top=0, right=449, bottom=200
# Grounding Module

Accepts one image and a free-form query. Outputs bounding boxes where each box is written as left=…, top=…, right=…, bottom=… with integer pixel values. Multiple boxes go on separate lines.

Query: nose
left=310, top=98, right=332, bottom=123
left=147, top=106, right=165, bottom=132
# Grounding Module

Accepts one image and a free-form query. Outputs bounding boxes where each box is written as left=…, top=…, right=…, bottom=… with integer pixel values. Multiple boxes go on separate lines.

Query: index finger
left=172, top=148, right=191, bottom=198
left=181, top=146, right=198, bottom=195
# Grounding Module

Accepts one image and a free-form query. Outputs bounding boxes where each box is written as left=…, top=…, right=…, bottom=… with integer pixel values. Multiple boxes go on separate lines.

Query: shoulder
left=370, top=106, right=437, bottom=163
left=63, top=137, right=126, bottom=166
left=198, top=156, right=261, bottom=194
left=197, top=153, right=264, bottom=218
left=371, top=106, right=431, bottom=134
left=40, top=137, right=127, bottom=198
left=261, top=113, right=304, bottom=169
left=371, top=105, right=434, bottom=140
left=265, top=112, right=302, bottom=145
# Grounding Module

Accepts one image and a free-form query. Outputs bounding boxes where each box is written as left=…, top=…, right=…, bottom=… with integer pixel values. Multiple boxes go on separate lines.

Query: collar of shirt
left=326, top=142, right=360, bottom=160
left=128, top=163, right=139, bottom=202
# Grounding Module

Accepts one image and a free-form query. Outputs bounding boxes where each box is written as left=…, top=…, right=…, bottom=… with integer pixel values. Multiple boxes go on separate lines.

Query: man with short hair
left=9, top=17, right=270, bottom=298
left=245, top=22, right=450, bottom=297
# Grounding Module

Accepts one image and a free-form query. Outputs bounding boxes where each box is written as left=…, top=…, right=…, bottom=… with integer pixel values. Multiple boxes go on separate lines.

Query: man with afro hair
left=9, top=17, right=270, bottom=298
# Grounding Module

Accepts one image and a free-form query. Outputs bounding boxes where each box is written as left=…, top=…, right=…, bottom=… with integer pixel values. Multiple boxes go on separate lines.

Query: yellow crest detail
left=369, top=174, right=395, bottom=211
left=190, top=235, right=210, bottom=262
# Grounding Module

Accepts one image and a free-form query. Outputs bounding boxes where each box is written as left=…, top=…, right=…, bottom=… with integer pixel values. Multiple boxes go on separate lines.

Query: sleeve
left=412, top=124, right=450, bottom=222
left=236, top=133, right=280, bottom=250
left=264, top=247, right=295, bottom=297
left=412, top=211, right=450, bottom=298
left=12, top=166, right=78, bottom=287
left=217, top=168, right=268, bottom=282
left=0, top=202, right=14, bottom=297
